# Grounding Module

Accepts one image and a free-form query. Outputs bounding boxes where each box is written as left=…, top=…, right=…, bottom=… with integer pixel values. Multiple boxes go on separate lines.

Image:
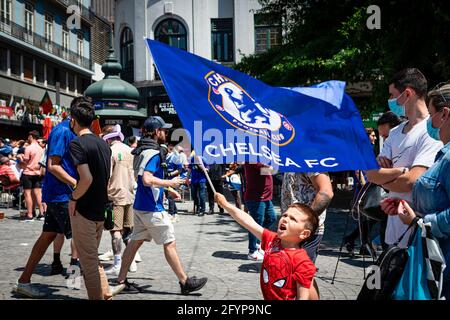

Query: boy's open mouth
left=279, top=224, right=287, bottom=231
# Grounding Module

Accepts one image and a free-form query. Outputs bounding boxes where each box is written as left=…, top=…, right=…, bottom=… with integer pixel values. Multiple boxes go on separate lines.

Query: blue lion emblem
left=224, top=87, right=271, bottom=125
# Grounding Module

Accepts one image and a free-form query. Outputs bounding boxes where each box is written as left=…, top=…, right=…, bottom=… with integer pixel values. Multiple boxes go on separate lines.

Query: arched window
left=120, top=27, right=134, bottom=83
left=154, top=18, right=187, bottom=51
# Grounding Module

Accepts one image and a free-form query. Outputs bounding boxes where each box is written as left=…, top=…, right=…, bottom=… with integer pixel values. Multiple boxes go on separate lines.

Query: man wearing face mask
left=109, top=116, right=208, bottom=296
left=381, top=83, right=450, bottom=299
left=366, top=68, right=443, bottom=248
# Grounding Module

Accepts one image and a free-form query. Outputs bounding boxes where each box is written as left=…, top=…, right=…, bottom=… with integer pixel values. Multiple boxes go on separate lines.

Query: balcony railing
left=0, top=20, right=92, bottom=71
left=52, top=0, right=94, bottom=24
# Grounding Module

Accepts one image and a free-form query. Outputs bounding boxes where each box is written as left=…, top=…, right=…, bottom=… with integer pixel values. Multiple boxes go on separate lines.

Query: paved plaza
left=0, top=200, right=374, bottom=300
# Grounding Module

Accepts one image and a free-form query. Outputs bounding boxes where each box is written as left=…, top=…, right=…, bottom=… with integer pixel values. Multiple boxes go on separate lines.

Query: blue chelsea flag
left=145, top=39, right=379, bottom=173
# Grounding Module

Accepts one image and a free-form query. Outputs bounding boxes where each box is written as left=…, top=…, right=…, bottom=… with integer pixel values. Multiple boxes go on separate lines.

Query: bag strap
left=393, top=216, right=420, bottom=246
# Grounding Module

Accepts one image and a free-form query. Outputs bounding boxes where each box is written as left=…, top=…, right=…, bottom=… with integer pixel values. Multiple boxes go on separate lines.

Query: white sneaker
left=170, top=215, right=179, bottom=223
left=129, top=260, right=137, bottom=273
left=134, top=251, right=142, bottom=263
left=104, top=265, right=120, bottom=277
left=14, top=281, right=47, bottom=298
left=99, top=249, right=114, bottom=262
left=248, top=250, right=264, bottom=261
left=110, top=283, right=126, bottom=297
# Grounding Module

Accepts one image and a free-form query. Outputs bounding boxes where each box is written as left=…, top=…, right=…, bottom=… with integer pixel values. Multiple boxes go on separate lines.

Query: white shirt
left=380, top=117, right=442, bottom=247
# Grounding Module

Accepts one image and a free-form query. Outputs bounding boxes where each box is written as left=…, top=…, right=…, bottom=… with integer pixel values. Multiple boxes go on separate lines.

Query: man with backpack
left=109, top=116, right=208, bottom=296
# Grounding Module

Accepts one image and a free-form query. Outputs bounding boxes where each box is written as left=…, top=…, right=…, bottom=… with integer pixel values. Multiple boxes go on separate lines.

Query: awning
left=95, top=108, right=147, bottom=118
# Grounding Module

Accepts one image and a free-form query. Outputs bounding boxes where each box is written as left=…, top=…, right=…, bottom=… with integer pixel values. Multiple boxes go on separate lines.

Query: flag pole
left=196, top=155, right=216, bottom=194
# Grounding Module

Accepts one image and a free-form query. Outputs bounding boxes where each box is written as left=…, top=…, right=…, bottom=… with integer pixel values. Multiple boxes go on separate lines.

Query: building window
left=59, top=69, right=67, bottom=90
left=155, top=19, right=187, bottom=51
left=44, top=13, right=53, bottom=43
left=120, top=27, right=134, bottom=83
left=47, top=64, right=56, bottom=87
left=254, top=14, right=281, bottom=54
left=81, top=77, right=90, bottom=93
left=24, top=3, right=34, bottom=35
left=68, top=72, right=75, bottom=92
left=35, top=59, right=44, bottom=83
left=0, top=0, right=11, bottom=25
left=0, top=46, right=6, bottom=73
left=10, top=50, right=20, bottom=77
left=77, top=32, right=83, bottom=57
left=62, top=24, right=69, bottom=57
left=211, top=18, right=233, bottom=62
left=23, top=55, right=33, bottom=81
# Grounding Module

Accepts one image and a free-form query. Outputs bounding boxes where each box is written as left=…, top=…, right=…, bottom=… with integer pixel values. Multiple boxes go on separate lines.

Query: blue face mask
left=426, top=116, right=441, bottom=141
left=387, top=92, right=406, bottom=117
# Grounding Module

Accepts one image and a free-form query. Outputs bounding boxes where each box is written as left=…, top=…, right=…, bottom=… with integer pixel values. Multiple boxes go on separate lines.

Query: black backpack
left=357, top=217, right=419, bottom=300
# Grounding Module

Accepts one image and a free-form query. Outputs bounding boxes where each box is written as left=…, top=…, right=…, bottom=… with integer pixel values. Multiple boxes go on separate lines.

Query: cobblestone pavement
left=0, top=201, right=376, bottom=300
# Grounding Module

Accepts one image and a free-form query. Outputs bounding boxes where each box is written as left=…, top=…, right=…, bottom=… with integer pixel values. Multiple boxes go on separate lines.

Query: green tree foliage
left=236, top=0, right=450, bottom=118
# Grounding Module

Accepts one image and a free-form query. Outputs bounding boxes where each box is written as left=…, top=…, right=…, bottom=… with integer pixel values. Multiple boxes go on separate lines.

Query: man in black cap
left=110, top=116, right=208, bottom=296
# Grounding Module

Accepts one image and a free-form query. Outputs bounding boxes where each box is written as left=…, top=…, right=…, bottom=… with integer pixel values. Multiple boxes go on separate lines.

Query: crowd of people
left=1, top=67, right=449, bottom=301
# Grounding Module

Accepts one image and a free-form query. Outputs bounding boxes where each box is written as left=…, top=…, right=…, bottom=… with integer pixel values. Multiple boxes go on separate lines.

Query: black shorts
left=21, top=174, right=42, bottom=190
left=42, top=202, right=72, bottom=239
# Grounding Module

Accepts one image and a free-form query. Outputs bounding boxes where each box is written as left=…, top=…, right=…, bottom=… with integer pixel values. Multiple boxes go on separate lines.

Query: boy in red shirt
left=215, top=193, right=319, bottom=300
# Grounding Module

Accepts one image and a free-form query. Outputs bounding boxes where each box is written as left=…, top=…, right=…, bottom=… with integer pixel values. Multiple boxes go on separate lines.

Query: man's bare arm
left=366, top=167, right=405, bottom=185
left=382, top=166, right=428, bottom=193
left=47, top=156, right=77, bottom=187
left=310, top=174, right=334, bottom=215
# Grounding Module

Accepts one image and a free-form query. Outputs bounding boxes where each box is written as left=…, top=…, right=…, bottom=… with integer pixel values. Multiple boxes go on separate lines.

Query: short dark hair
left=288, top=203, right=319, bottom=236
left=28, top=130, right=40, bottom=139
left=70, top=96, right=95, bottom=128
left=389, top=68, right=428, bottom=99
left=128, top=136, right=137, bottom=145
left=365, top=127, right=375, bottom=136
left=377, top=111, right=402, bottom=128
left=0, top=155, right=9, bottom=164
left=101, top=125, right=115, bottom=136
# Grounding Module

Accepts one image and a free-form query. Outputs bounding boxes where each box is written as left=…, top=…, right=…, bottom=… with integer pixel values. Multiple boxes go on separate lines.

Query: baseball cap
left=143, top=116, right=173, bottom=131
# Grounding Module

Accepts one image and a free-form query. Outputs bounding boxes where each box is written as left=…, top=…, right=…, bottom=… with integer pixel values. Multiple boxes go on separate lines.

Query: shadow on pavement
left=14, top=264, right=61, bottom=278
left=238, top=262, right=261, bottom=274
left=212, top=250, right=248, bottom=260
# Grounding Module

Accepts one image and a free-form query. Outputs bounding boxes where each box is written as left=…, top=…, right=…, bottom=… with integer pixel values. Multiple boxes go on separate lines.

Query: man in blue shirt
left=14, top=116, right=79, bottom=298
left=188, top=154, right=208, bottom=216
left=110, top=116, right=208, bottom=296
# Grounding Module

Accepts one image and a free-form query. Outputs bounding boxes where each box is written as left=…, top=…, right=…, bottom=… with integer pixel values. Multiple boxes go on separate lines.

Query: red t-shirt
left=243, top=163, right=273, bottom=202
left=260, top=229, right=317, bottom=300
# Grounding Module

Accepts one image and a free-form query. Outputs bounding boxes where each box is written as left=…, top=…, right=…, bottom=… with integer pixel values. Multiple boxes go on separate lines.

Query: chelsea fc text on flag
left=145, top=39, right=379, bottom=173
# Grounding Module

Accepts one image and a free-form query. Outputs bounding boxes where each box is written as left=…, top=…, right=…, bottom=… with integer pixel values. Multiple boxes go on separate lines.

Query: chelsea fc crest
left=205, top=71, right=295, bottom=146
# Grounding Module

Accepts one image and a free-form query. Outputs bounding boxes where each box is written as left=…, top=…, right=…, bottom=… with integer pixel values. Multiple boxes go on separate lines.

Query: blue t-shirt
left=42, top=120, right=77, bottom=203
left=189, top=156, right=208, bottom=184
left=167, top=155, right=182, bottom=179
left=133, top=154, right=165, bottom=212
